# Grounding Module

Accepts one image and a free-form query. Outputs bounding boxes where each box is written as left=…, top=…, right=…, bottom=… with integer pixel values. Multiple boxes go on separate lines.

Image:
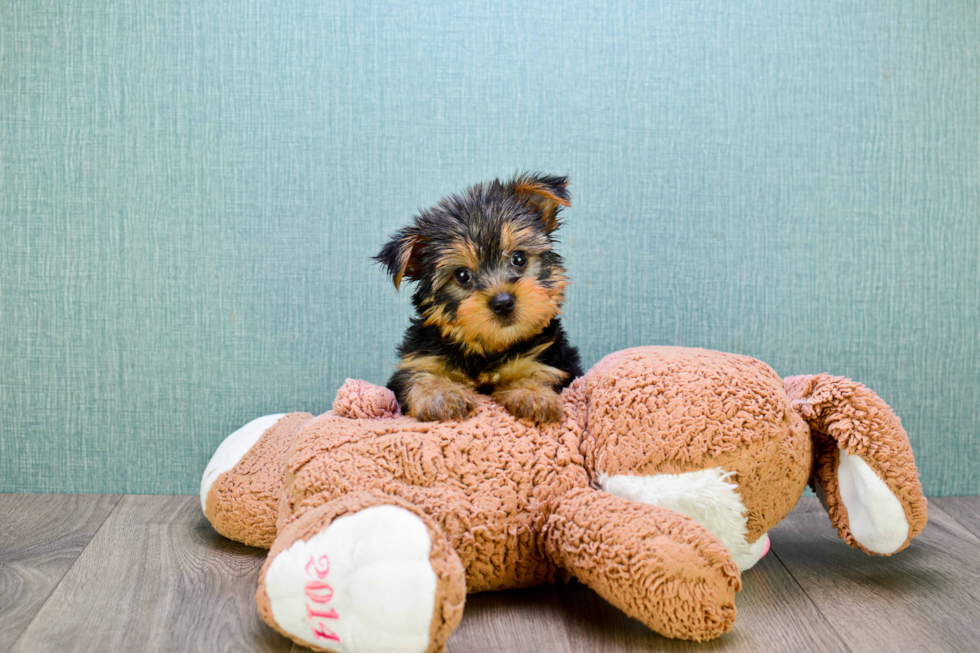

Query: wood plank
left=9, top=494, right=978, bottom=652
left=447, top=585, right=577, bottom=652
left=447, top=532, right=853, bottom=653
left=448, top=553, right=849, bottom=653
left=10, top=495, right=301, bottom=653
left=930, top=497, right=980, bottom=539
left=0, top=494, right=120, bottom=651
left=770, top=497, right=980, bottom=653
left=557, top=553, right=850, bottom=653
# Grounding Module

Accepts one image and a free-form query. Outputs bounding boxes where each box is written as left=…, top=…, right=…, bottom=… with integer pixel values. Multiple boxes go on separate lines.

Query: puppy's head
left=376, top=173, right=571, bottom=355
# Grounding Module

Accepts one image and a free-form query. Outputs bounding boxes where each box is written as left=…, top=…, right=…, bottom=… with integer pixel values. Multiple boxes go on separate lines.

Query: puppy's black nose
left=490, top=292, right=516, bottom=316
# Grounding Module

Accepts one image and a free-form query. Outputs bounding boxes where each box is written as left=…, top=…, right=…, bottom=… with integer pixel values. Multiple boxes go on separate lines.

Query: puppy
left=375, top=173, right=582, bottom=423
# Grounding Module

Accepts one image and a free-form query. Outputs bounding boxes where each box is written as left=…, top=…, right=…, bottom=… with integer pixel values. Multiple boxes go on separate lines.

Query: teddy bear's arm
left=543, top=488, right=741, bottom=642
left=202, top=412, right=313, bottom=548
left=786, top=374, right=928, bottom=555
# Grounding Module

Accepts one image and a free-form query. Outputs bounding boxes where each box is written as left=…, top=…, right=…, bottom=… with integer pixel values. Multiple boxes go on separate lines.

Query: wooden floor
left=2, top=495, right=979, bottom=653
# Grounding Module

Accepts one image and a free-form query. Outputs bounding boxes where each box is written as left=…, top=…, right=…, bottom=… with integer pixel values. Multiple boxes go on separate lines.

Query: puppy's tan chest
left=475, top=368, right=504, bottom=387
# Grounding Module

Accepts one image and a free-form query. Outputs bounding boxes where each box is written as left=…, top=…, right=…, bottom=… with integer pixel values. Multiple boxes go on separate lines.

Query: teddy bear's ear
left=374, top=225, right=427, bottom=291
left=786, top=374, right=928, bottom=555
left=510, top=173, right=571, bottom=232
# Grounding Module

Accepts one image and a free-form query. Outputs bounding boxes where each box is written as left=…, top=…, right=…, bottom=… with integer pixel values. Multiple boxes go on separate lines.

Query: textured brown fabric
left=256, top=490, right=466, bottom=653
left=580, top=347, right=812, bottom=541
left=203, top=346, right=928, bottom=646
left=785, top=374, right=928, bottom=554
left=544, top=488, right=740, bottom=641
left=205, top=411, right=313, bottom=548
left=332, top=379, right=402, bottom=419
left=277, top=392, right=591, bottom=592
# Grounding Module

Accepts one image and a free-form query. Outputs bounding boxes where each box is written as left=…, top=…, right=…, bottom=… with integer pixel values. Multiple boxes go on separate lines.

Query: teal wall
left=1, top=1, right=977, bottom=496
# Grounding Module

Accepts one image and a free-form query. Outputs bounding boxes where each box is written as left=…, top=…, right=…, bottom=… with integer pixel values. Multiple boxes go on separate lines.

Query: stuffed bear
left=201, top=346, right=927, bottom=653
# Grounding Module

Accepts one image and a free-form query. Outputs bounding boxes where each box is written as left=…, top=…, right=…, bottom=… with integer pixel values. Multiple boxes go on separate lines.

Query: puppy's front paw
left=408, top=379, right=477, bottom=422
left=496, top=385, right=563, bottom=424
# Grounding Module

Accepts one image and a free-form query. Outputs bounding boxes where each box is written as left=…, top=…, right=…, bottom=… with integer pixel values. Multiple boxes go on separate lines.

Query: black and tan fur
left=375, top=173, right=582, bottom=423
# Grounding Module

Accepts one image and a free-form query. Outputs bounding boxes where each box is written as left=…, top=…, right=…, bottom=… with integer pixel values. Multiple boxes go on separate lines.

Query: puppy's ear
left=510, top=173, right=571, bottom=231
left=374, top=225, right=426, bottom=291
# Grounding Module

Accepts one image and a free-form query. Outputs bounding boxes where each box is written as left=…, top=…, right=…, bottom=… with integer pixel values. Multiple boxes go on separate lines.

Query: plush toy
left=201, top=346, right=927, bottom=653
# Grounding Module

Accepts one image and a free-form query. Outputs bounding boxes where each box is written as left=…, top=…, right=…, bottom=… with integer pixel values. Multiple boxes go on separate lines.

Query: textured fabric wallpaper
left=1, top=1, right=977, bottom=496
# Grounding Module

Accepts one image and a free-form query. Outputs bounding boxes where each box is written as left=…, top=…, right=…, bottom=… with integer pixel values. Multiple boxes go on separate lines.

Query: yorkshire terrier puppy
left=375, top=173, right=582, bottom=424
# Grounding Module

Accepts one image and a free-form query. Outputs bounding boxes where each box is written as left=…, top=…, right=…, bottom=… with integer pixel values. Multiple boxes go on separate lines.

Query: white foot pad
left=264, top=505, right=437, bottom=653
left=200, top=414, right=286, bottom=512
left=742, top=533, right=770, bottom=570
left=837, top=450, right=909, bottom=554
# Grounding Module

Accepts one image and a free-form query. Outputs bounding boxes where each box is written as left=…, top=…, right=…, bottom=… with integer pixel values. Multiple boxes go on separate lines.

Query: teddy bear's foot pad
left=263, top=505, right=437, bottom=653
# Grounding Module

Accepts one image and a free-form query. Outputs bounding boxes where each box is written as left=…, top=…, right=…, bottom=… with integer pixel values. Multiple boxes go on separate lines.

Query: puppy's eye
left=454, top=268, right=472, bottom=285
left=510, top=251, right=527, bottom=268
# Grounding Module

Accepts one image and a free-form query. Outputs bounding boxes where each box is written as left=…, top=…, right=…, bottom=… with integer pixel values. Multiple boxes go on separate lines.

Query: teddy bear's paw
left=200, top=413, right=286, bottom=513
left=744, top=532, right=770, bottom=568
left=333, top=379, right=401, bottom=419
left=263, top=505, right=438, bottom=653
left=496, top=385, right=564, bottom=424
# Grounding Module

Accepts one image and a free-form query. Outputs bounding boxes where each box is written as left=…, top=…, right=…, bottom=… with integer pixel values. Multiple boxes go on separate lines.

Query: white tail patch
left=599, top=468, right=768, bottom=570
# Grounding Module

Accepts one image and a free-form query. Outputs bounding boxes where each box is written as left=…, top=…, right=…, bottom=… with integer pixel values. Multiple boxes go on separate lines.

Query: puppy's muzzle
left=490, top=292, right=516, bottom=316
